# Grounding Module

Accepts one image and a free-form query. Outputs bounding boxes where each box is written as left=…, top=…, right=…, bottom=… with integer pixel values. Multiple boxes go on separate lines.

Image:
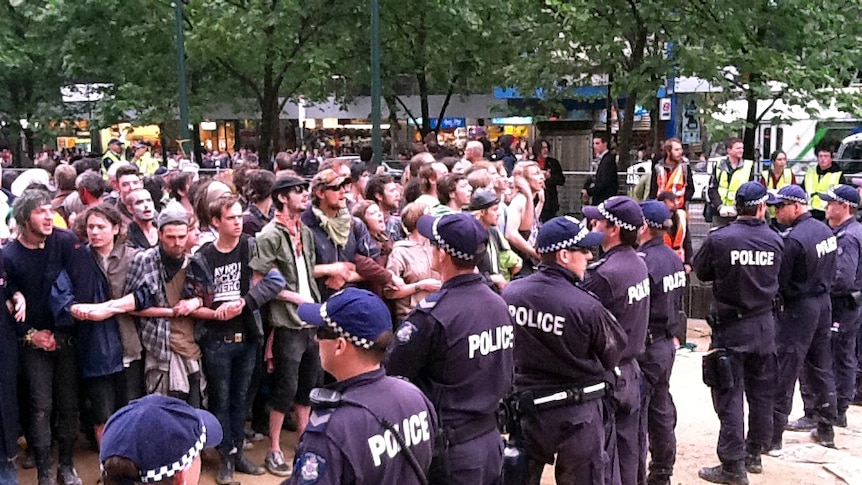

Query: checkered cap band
left=598, top=203, right=640, bottom=231
left=644, top=217, right=666, bottom=229
left=101, top=425, right=207, bottom=483
left=776, top=194, right=807, bottom=204
left=537, top=217, right=592, bottom=254
left=431, top=217, right=475, bottom=261
left=320, top=301, right=374, bottom=349
left=824, top=188, right=859, bottom=208
left=742, top=194, right=769, bottom=206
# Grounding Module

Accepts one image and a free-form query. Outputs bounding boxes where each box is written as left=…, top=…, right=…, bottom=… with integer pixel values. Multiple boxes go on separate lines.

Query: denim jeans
left=20, top=333, right=79, bottom=454
left=0, top=458, right=17, bottom=485
left=202, top=339, right=257, bottom=453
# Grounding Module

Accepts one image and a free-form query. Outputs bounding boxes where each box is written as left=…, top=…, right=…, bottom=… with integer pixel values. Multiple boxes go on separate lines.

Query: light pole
left=370, top=0, right=382, bottom=165
left=172, top=1, right=191, bottom=158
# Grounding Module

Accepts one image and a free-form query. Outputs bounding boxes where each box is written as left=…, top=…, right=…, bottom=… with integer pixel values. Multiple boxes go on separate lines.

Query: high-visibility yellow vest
left=101, top=151, right=124, bottom=179
left=717, top=159, right=755, bottom=206
left=762, top=168, right=793, bottom=191
left=133, top=153, right=160, bottom=176
left=804, top=167, right=842, bottom=211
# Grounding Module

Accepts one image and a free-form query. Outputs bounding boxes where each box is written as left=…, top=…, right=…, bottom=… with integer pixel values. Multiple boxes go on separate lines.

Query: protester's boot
left=57, top=442, right=82, bottom=485
left=34, top=447, right=56, bottom=485
left=698, top=461, right=749, bottom=485
left=216, top=452, right=236, bottom=485
left=235, top=448, right=265, bottom=476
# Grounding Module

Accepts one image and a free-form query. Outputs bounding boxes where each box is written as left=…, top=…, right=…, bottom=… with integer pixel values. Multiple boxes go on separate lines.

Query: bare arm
left=505, top=195, right=539, bottom=260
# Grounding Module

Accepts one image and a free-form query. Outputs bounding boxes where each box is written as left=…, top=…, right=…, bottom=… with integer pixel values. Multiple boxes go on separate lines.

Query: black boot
left=785, top=414, right=817, bottom=431
left=34, top=447, right=56, bottom=485
left=836, top=410, right=848, bottom=428
left=698, top=461, right=749, bottom=485
left=646, top=471, right=672, bottom=485
left=216, top=452, right=235, bottom=485
left=235, top=450, right=264, bottom=476
left=57, top=442, right=82, bottom=485
left=744, top=454, right=762, bottom=474
left=811, top=424, right=836, bottom=448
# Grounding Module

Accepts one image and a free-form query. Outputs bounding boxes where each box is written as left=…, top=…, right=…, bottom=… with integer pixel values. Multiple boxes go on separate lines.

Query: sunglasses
left=325, top=180, right=351, bottom=191
left=316, top=326, right=341, bottom=340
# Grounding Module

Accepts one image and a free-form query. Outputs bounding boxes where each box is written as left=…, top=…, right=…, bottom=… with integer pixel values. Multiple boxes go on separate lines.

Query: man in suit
left=585, top=135, right=619, bottom=206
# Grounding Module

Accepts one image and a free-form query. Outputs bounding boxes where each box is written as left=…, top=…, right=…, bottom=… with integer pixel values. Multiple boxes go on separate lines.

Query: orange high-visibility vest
left=663, top=209, right=687, bottom=261
left=655, top=163, right=688, bottom=209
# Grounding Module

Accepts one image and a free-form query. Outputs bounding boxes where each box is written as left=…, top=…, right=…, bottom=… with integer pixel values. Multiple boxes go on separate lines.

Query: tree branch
left=215, top=57, right=263, bottom=104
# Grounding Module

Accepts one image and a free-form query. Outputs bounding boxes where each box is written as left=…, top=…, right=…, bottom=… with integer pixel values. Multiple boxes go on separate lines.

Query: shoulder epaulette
left=415, top=290, right=446, bottom=312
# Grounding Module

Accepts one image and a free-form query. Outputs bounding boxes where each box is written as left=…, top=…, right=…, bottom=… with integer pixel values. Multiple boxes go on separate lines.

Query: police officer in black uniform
left=502, top=216, right=627, bottom=485
left=387, top=212, right=515, bottom=485
left=292, top=288, right=437, bottom=485
left=582, top=196, right=650, bottom=485
left=693, top=182, right=783, bottom=485
left=764, top=185, right=838, bottom=454
left=822, top=186, right=862, bottom=428
left=636, top=201, right=686, bottom=485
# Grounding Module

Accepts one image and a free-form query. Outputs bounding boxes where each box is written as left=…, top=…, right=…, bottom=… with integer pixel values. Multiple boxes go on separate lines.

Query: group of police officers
left=276, top=148, right=862, bottom=485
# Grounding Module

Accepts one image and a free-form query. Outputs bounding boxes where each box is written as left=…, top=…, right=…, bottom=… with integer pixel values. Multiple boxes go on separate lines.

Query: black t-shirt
left=3, top=229, right=78, bottom=331
left=198, top=241, right=250, bottom=338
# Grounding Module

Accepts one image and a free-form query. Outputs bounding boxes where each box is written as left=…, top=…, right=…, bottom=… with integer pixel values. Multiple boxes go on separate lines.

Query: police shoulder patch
left=395, top=321, right=418, bottom=344
left=306, top=409, right=334, bottom=432
left=296, top=452, right=327, bottom=485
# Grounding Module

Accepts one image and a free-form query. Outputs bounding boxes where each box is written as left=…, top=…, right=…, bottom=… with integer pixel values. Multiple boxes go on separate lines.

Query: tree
left=678, top=0, right=862, bottom=160
left=501, top=0, right=681, bottom=167
left=184, top=0, right=360, bottom=162
left=0, top=0, right=68, bottom=164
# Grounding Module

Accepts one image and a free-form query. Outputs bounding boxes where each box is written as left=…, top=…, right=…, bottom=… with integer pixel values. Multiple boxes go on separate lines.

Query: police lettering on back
left=508, top=306, right=565, bottom=336
left=367, top=410, right=432, bottom=467
left=628, top=277, right=650, bottom=304
left=663, top=270, right=687, bottom=293
left=816, top=236, right=838, bottom=258
left=729, top=250, right=775, bottom=266
left=467, top=325, right=514, bottom=359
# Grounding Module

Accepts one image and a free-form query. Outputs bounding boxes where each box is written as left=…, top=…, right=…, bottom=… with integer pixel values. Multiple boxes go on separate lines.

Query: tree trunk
left=743, top=91, right=758, bottom=161
left=258, top=87, right=278, bottom=165
left=418, top=71, right=430, bottom=136
left=618, top=92, right=638, bottom=169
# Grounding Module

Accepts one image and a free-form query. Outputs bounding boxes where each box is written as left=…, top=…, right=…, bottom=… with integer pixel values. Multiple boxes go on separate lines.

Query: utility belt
left=510, top=382, right=607, bottom=419
left=706, top=304, right=776, bottom=329
left=646, top=328, right=672, bottom=346
left=439, top=413, right=498, bottom=446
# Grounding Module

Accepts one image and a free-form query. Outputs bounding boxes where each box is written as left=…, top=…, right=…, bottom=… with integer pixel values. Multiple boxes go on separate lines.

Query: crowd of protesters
left=0, top=132, right=565, bottom=485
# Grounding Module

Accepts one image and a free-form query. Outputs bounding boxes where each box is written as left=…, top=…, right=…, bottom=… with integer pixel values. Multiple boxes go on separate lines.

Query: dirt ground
left=13, top=319, right=862, bottom=485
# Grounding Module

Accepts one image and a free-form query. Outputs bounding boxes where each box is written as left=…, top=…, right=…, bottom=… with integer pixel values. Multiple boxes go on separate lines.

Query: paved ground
left=13, top=319, right=862, bottom=485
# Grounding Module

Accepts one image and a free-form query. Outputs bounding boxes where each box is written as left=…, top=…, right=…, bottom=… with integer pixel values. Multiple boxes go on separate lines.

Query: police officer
left=822, top=186, right=862, bottom=428
left=582, top=196, right=650, bottom=485
left=693, top=182, right=783, bottom=485
left=764, top=185, right=838, bottom=454
left=291, top=288, right=437, bottom=484
left=102, top=138, right=125, bottom=178
left=502, top=216, right=627, bottom=485
left=636, top=201, right=686, bottom=485
left=387, top=212, right=514, bottom=485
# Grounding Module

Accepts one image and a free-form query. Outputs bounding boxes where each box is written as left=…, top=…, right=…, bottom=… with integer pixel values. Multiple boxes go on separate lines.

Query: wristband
left=23, top=328, right=36, bottom=347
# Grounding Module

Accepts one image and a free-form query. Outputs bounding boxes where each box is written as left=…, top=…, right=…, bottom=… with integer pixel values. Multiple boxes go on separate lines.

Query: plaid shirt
left=125, top=247, right=181, bottom=364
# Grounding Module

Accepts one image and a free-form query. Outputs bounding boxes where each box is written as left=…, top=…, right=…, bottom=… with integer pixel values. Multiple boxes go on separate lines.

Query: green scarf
left=313, top=206, right=352, bottom=248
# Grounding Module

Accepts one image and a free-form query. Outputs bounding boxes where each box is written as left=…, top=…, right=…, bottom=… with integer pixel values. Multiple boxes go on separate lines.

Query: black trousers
left=711, top=351, right=776, bottom=463
left=20, top=334, right=79, bottom=455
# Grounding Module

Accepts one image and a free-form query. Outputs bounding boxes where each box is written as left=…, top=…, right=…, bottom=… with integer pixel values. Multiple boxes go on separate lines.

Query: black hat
left=108, top=138, right=123, bottom=146
left=468, top=189, right=500, bottom=211
left=271, top=176, right=309, bottom=193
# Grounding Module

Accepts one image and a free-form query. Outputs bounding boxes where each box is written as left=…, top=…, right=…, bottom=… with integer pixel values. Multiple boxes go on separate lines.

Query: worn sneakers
left=265, top=450, right=292, bottom=477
